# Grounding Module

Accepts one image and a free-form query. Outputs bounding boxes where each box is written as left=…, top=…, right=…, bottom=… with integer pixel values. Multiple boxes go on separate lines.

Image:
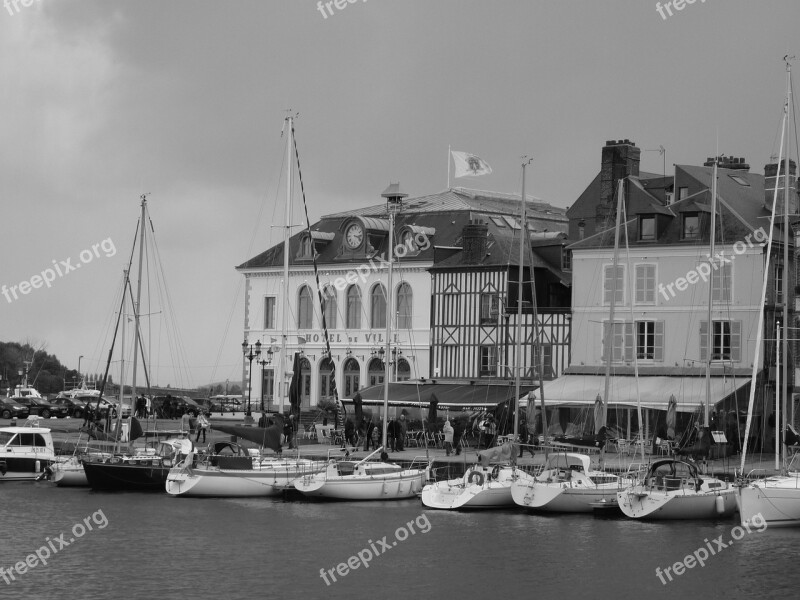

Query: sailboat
left=83, top=196, right=190, bottom=492
left=421, top=158, right=537, bottom=510
left=293, top=180, right=429, bottom=501
left=511, top=178, right=633, bottom=512
left=737, top=60, right=800, bottom=527
left=617, top=158, right=737, bottom=519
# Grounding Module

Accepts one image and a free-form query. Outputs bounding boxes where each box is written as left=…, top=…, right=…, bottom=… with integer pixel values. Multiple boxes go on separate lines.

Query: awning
left=536, top=375, right=751, bottom=413
left=346, top=382, right=536, bottom=409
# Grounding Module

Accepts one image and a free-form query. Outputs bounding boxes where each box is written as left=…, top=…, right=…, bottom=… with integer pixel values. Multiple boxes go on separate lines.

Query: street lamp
left=258, top=348, right=272, bottom=412
left=242, top=339, right=262, bottom=417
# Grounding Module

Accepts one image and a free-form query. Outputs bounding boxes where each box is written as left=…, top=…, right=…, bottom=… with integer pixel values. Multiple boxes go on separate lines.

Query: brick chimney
left=597, top=139, right=640, bottom=221
left=764, top=158, right=799, bottom=214
left=462, top=220, right=489, bottom=264
left=703, top=156, right=750, bottom=171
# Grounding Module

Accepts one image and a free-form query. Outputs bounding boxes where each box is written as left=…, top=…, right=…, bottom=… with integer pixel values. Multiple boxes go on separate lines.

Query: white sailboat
left=737, top=59, right=800, bottom=527
left=167, top=115, right=329, bottom=498
left=293, top=181, right=429, bottom=501
left=422, top=158, right=536, bottom=510
left=617, top=158, right=737, bottom=519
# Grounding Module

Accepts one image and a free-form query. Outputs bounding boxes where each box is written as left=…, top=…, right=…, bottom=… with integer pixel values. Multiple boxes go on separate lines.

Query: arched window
left=371, top=283, right=387, bottom=329
left=323, top=286, right=337, bottom=329
left=298, top=285, right=313, bottom=329
left=343, top=358, right=360, bottom=398
left=319, top=358, right=336, bottom=400
left=346, top=285, right=361, bottom=329
left=396, top=358, right=411, bottom=382
left=298, top=235, right=312, bottom=258
left=298, top=357, right=311, bottom=407
left=396, top=282, right=412, bottom=329
left=368, top=357, right=385, bottom=387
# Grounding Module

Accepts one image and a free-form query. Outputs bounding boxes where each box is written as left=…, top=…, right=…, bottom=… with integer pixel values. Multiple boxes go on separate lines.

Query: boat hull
left=83, top=459, right=170, bottom=492
left=294, top=469, right=427, bottom=500
left=737, top=477, right=800, bottom=528
left=617, top=486, right=737, bottom=519
left=50, top=457, right=88, bottom=487
left=0, top=456, right=54, bottom=481
left=166, top=459, right=326, bottom=497
left=512, top=479, right=622, bottom=513
left=421, top=466, right=516, bottom=510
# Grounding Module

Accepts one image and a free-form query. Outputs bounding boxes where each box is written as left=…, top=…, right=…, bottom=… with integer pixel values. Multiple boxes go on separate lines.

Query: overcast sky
left=1, top=0, right=798, bottom=390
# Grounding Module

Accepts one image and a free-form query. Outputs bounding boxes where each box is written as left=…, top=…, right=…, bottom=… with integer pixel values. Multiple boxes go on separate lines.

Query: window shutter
left=624, top=322, right=634, bottom=362
left=731, top=321, right=742, bottom=362
left=699, top=320, right=708, bottom=361
left=654, top=321, right=665, bottom=362
left=601, top=322, right=610, bottom=361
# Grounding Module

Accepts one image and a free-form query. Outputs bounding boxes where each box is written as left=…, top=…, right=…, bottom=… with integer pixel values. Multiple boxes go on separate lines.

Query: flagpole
left=447, top=145, right=451, bottom=190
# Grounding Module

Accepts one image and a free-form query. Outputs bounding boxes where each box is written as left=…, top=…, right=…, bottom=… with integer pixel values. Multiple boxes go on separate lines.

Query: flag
left=451, top=151, right=493, bottom=178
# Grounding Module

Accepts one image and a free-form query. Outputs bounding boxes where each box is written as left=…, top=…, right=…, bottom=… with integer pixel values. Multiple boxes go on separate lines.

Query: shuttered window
left=700, top=320, right=741, bottom=361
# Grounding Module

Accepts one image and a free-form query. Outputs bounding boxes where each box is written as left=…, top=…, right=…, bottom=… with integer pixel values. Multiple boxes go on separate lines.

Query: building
left=236, top=186, right=568, bottom=414
left=549, top=139, right=796, bottom=444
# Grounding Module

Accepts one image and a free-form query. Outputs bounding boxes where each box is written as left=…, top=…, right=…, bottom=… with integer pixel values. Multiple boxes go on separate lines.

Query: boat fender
left=467, top=470, right=485, bottom=486
left=35, top=460, right=41, bottom=473
left=715, top=494, right=726, bottom=515
left=491, top=466, right=500, bottom=481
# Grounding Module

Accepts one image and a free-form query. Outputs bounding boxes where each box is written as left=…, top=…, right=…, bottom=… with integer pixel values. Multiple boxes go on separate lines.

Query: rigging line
left=292, top=124, right=342, bottom=428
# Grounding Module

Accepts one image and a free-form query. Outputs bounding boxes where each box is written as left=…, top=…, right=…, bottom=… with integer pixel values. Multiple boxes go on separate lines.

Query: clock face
left=346, top=223, right=364, bottom=248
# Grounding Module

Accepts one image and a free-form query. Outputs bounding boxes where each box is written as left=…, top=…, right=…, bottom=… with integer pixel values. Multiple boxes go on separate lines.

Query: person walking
left=365, top=420, right=376, bottom=451
left=195, top=412, right=209, bottom=444
left=397, top=413, right=408, bottom=452
left=443, top=419, right=454, bottom=456
left=518, top=418, right=534, bottom=458
left=386, top=418, right=397, bottom=452
left=452, top=419, right=464, bottom=456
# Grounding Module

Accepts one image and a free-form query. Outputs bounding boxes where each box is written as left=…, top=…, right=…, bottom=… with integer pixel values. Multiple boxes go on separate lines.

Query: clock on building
left=345, top=223, right=364, bottom=249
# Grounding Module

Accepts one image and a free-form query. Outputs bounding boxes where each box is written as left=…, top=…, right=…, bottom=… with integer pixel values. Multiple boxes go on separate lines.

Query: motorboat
left=0, top=417, right=55, bottom=481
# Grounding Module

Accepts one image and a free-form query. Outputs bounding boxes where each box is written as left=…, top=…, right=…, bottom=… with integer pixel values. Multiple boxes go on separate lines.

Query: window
left=368, top=357, right=384, bottom=386
left=635, top=264, right=656, bottom=304
left=346, top=285, right=361, bottom=329
left=298, top=235, right=312, bottom=259
left=297, top=285, right=313, bottom=329
left=480, top=293, right=500, bottom=323
left=678, top=187, right=689, bottom=200
left=396, top=358, right=411, bottom=382
left=562, top=248, right=572, bottom=271
left=322, top=286, right=337, bottom=329
left=489, top=216, right=506, bottom=227
left=578, top=221, right=585, bottom=240
left=729, top=175, right=750, bottom=187
left=502, top=216, right=521, bottom=230
left=479, top=346, right=496, bottom=375
left=636, top=321, right=655, bottom=360
left=319, top=358, right=336, bottom=399
left=603, top=265, right=625, bottom=305
left=682, top=213, right=700, bottom=239
left=775, top=262, right=784, bottom=305
left=262, top=370, right=274, bottom=408
left=531, top=344, right=554, bottom=379
left=264, top=297, right=276, bottom=330
left=712, top=262, right=732, bottom=303
left=700, top=320, right=742, bottom=362
left=396, top=283, right=412, bottom=329
left=371, top=284, right=387, bottom=328
left=343, top=358, right=360, bottom=397
left=601, top=321, right=631, bottom=363
left=639, top=216, right=655, bottom=241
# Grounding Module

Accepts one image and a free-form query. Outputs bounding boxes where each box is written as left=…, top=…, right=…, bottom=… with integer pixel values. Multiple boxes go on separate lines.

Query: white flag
left=451, top=151, right=493, bottom=177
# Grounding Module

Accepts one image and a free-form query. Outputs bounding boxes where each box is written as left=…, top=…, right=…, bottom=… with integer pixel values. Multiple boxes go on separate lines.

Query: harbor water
left=0, top=482, right=797, bottom=599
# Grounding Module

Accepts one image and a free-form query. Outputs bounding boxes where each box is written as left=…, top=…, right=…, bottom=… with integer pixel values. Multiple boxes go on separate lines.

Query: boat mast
left=130, top=194, right=147, bottom=403
left=513, top=158, right=532, bottom=447
left=705, top=159, right=718, bottom=432
left=116, top=271, right=127, bottom=453
left=280, top=115, right=293, bottom=415
left=781, top=58, right=792, bottom=465
left=599, top=178, right=624, bottom=469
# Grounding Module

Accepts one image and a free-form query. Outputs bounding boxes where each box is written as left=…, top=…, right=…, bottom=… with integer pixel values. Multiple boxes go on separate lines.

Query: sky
left=1, top=0, right=799, bottom=390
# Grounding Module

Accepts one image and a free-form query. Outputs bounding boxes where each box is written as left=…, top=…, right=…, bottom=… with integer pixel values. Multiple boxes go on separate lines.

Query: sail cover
left=212, top=423, right=282, bottom=453
left=477, top=442, right=515, bottom=467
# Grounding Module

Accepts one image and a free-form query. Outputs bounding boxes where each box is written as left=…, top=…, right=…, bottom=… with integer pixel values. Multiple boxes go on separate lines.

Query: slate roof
left=237, top=187, right=568, bottom=270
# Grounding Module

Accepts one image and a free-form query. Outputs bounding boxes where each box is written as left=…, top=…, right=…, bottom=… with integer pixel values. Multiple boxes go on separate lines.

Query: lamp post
left=242, top=339, right=262, bottom=419
left=258, top=347, right=273, bottom=412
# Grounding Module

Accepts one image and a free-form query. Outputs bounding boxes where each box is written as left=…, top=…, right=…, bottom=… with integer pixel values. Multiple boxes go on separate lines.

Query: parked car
left=0, top=398, right=30, bottom=420
left=14, top=396, right=70, bottom=419
left=152, top=395, right=202, bottom=418
left=51, top=396, right=87, bottom=418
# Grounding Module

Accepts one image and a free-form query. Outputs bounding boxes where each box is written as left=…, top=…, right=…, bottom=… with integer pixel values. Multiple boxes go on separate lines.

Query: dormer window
left=297, top=230, right=335, bottom=260
left=682, top=213, right=700, bottom=240
left=639, top=215, right=655, bottom=241
left=562, top=247, right=572, bottom=271
left=298, top=235, right=313, bottom=259
left=395, top=225, right=434, bottom=258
